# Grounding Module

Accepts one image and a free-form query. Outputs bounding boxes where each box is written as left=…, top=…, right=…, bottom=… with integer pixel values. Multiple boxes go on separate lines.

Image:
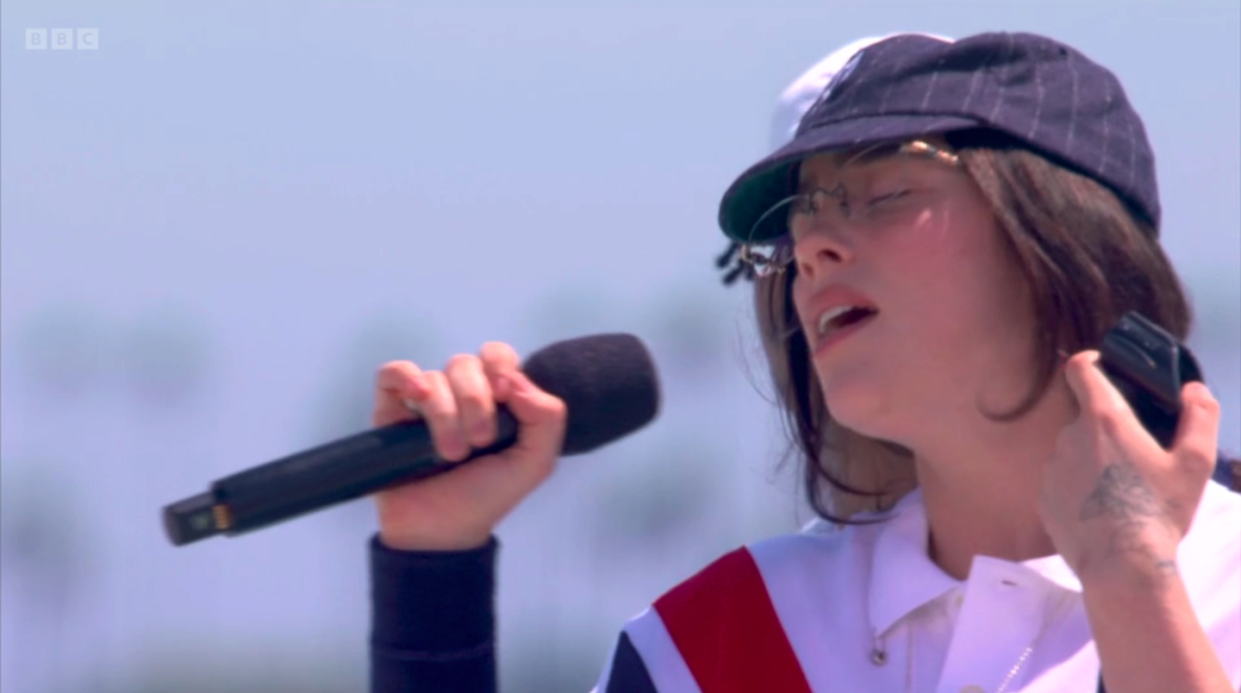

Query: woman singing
left=367, top=31, right=1240, bottom=693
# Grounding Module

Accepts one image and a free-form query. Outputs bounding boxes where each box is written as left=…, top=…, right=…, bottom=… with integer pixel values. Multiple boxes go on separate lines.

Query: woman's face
left=789, top=139, right=1039, bottom=449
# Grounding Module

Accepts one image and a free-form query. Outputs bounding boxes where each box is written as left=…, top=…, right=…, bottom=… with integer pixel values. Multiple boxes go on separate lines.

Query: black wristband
left=369, top=533, right=498, bottom=653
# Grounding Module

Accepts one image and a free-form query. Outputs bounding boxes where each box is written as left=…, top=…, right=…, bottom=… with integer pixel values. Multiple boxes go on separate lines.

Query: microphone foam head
left=522, top=333, right=661, bottom=455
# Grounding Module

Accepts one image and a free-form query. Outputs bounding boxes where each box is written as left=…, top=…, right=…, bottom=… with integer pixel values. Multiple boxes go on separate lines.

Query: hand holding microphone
left=371, top=341, right=568, bottom=552
left=162, top=334, right=661, bottom=549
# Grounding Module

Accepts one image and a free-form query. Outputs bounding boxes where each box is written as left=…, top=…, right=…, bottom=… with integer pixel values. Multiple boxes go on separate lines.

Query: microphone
left=162, top=333, right=661, bottom=547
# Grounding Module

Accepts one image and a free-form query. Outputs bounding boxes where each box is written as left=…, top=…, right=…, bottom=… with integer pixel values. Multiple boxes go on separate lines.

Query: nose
left=792, top=223, right=853, bottom=281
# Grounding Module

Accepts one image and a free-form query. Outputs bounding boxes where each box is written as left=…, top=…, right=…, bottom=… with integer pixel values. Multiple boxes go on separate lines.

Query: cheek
left=883, top=209, right=981, bottom=317
left=878, top=204, right=1025, bottom=369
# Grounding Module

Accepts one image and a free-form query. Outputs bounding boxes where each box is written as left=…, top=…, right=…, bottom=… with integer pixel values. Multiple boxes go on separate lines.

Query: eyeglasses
left=738, top=139, right=962, bottom=277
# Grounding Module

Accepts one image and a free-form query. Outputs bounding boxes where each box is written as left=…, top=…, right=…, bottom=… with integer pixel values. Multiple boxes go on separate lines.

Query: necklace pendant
left=870, top=648, right=887, bottom=666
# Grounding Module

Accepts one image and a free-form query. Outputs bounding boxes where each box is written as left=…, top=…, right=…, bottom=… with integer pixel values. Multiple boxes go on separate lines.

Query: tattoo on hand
left=1079, top=464, right=1178, bottom=578
left=1079, top=464, right=1161, bottom=523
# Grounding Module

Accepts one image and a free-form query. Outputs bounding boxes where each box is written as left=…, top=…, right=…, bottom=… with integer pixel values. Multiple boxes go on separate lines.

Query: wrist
left=379, top=527, right=493, bottom=553
left=1078, top=550, right=1182, bottom=595
left=1073, top=521, right=1182, bottom=593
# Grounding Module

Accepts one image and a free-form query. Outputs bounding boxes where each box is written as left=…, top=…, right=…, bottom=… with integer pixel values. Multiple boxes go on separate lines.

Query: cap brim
left=718, top=114, right=981, bottom=243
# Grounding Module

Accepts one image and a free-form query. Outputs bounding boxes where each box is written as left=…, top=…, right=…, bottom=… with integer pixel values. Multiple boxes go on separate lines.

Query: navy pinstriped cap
left=718, top=32, right=1160, bottom=244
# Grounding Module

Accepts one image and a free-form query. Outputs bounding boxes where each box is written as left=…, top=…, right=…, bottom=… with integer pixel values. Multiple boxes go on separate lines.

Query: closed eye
left=867, top=189, right=910, bottom=207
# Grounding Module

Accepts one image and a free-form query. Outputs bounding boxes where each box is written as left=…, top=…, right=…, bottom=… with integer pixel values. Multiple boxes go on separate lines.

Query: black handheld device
left=1097, top=311, right=1203, bottom=449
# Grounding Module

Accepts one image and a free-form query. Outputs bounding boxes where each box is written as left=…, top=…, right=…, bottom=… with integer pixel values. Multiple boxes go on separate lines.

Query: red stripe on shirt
left=653, top=547, right=813, bottom=693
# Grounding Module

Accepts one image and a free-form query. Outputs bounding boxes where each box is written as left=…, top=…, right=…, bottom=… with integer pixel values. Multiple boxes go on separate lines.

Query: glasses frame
left=738, top=139, right=962, bottom=277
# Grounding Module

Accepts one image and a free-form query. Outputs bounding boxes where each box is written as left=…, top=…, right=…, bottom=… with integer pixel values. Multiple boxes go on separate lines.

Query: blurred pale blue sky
left=2, top=2, right=1238, bottom=692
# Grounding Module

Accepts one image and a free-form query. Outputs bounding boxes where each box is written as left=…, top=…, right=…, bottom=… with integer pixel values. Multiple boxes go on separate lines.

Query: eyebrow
left=795, top=172, right=841, bottom=196
left=795, top=143, right=909, bottom=194
left=793, top=156, right=863, bottom=195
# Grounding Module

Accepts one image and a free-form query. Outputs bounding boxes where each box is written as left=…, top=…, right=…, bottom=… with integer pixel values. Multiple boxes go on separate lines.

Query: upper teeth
left=818, top=306, right=864, bottom=335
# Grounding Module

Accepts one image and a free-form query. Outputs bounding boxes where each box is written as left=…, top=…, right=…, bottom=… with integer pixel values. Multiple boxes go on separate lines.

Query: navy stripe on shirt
left=604, top=631, right=658, bottom=693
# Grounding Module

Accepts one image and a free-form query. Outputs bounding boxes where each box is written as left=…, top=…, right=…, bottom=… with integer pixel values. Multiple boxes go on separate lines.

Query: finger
left=418, top=370, right=469, bottom=461
left=1063, top=350, right=1138, bottom=429
left=498, top=368, right=567, bottom=467
left=1062, top=350, right=1111, bottom=410
left=373, top=361, right=427, bottom=426
left=444, top=354, right=497, bottom=449
left=480, top=342, right=521, bottom=399
left=1172, top=381, right=1220, bottom=471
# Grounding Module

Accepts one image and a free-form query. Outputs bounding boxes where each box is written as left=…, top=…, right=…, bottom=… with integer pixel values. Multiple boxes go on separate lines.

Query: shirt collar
left=867, top=487, right=961, bottom=637
left=1018, top=549, right=1082, bottom=593
left=866, top=487, right=1086, bottom=638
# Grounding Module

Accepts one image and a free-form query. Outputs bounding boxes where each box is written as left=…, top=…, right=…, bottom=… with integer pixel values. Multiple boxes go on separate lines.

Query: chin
left=816, top=367, right=896, bottom=440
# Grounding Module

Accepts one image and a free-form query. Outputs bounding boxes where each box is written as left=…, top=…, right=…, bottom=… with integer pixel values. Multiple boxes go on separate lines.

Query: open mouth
left=815, top=306, right=878, bottom=349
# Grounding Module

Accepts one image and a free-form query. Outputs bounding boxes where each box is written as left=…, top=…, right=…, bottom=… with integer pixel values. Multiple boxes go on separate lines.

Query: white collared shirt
left=601, top=480, right=1241, bottom=692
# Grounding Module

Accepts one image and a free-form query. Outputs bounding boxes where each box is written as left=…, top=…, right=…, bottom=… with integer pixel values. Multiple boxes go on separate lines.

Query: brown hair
left=753, top=129, right=1197, bottom=523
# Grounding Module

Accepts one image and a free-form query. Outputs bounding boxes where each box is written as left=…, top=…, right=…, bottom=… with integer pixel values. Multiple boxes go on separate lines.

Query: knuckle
left=421, top=369, right=448, bottom=390
left=379, top=359, right=414, bottom=371
left=446, top=353, right=480, bottom=372
left=543, top=395, right=568, bottom=421
left=1197, top=396, right=1220, bottom=417
left=480, top=341, right=519, bottom=361
left=456, top=390, right=491, bottom=413
left=376, top=360, right=413, bottom=381
left=1093, top=404, right=1125, bottom=429
left=419, top=372, right=452, bottom=402
left=1182, top=447, right=1216, bottom=472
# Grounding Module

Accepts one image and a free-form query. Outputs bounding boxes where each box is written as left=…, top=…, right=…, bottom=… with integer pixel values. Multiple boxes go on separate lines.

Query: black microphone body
left=163, top=333, right=660, bottom=546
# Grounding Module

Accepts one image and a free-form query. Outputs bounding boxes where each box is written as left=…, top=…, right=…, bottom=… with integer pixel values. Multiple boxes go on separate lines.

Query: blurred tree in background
left=643, top=282, right=733, bottom=381
left=98, top=644, right=360, bottom=693
left=15, top=305, right=108, bottom=401
left=118, top=308, right=216, bottom=412
left=0, top=458, right=93, bottom=693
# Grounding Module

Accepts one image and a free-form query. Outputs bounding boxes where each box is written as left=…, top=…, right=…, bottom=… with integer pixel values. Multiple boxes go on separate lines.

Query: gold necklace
left=869, top=595, right=1058, bottom=693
